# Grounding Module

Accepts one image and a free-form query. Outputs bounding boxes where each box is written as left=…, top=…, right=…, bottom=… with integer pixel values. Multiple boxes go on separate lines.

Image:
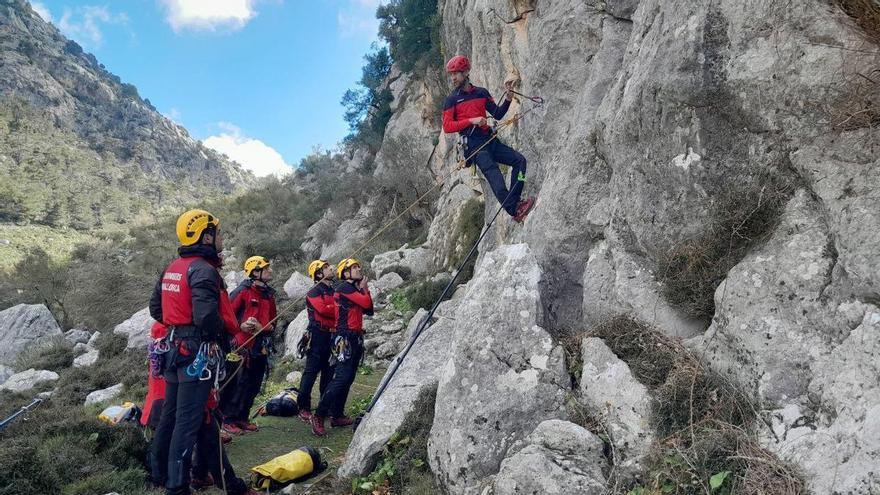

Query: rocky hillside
left=0, top=0, right=252, bottom=228
left=336, top=0, right=880, bottom=494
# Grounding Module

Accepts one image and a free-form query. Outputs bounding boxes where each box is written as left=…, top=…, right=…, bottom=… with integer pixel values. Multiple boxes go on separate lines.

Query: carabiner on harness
left=186, top=343, right=211, bottom=380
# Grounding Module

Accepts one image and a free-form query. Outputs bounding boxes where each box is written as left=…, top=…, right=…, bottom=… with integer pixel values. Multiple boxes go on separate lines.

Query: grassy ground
left=196, top=369, right=385, bottom=495
left=0, top=223, right=90, bottom=271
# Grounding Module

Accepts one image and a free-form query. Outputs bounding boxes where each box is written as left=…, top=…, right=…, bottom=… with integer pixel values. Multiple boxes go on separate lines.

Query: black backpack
left=259, top=390, right=299, bottom=417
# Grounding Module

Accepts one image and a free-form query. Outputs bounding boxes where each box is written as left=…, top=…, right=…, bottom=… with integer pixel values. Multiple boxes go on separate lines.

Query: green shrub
left=657, top=171, right=794, bottom=320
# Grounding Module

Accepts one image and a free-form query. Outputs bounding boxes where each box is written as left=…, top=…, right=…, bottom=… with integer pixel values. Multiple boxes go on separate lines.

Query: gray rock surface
left=63, top=329, right=91, bottom=346
left=282, top=310, right=309, bottom=359
left=579, top=338, right=653, bottom=476
left=0, top=304, right=63, bottom=367
left=113, top=308, right=154, bottom=350
left=285, top=371, right=302, bottom=384
left=283, top=272, right=313, bottom=300
left=372, top=272, right=405, bottom=295
left=85, top=383, right=124, bottom=406
left=494, top=420, right=607, bottom=495
left=339, top=303, right=458, bottom=478
left=0, top=364, right=13, bottom=384
left=428, top=245, right=569, bottom=494
left=86, top=330, right=101, bottom=347
left=371, top=244, right=434, bottom=279
left=224, top=270, right=245, bottom=290
left=0, top=368, right=59, bottom=392
left=73, top=347, right=99, bottom=368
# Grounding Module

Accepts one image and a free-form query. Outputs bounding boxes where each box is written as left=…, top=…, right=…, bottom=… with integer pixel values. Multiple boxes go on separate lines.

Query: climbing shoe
left=298, top=409, right=313, bottom=423
left=190, top=473, right=214, bottom=491
left=513, top=196, right=536, bottom=223
left=331, top=416, right=354, bottom=428
left=223, top=422, right=243, bottom=435
left=237, top=420, right=259, bottom=432
left=311, top=415, right=327, bottom=437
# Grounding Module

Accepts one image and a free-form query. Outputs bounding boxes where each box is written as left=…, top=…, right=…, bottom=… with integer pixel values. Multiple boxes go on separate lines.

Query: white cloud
left=159, top=0, right=258, bottom=32
left=57, top=6, right=128, bottom=47
left=31, top=2, right=52, bottom=22
left=203, top=122, right=292, bottom=177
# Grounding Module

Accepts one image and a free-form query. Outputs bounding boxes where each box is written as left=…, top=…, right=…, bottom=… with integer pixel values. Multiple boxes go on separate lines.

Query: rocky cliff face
left=345, top=0, right=880, bottom=493
left=0, top=0, right=251, bottom=226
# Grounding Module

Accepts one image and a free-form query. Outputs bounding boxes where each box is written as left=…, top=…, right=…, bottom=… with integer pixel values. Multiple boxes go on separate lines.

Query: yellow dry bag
left=250, top=446, right=325, bottom=490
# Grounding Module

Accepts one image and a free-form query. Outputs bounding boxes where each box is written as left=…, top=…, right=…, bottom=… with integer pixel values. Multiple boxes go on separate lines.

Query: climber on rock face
left=311, top=258, right=373, bottom=437
left=297, top=259, right=337, bottom=424
left=442, top=54, right=536, bottom=223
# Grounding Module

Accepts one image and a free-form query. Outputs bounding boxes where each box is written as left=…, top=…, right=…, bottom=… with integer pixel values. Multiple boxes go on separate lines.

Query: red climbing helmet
left=446, top=55, right=471, bottom=73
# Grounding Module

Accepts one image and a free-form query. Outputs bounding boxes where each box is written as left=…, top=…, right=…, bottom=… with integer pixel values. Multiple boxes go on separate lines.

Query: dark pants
left=467, top=135, right=527, bottom=216
left=315, top=332, right=363, bottom=418
left=228, top=354, right=267, bottom=422
left=297, top=328, right=335, bottom=412
left=149, top=337, right=212, bottom=495
left=191, top=414, right=249, bottom=495
left=218, top=357, right=242, bottom=422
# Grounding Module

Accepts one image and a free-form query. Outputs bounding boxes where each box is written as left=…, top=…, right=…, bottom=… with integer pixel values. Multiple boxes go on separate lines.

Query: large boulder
left=113, top=308, right=155, bottom=350
left=371, top=272, right=405, bottom=297
left=85, top=383, right=124, bottom=406
left=0, top=304, right=63, bottom=367
left=223, top=270, right=245, bottom=290
left=702, top=190, right=880, bottom=492
left=0, top=368, right=59, bottom=393
left=428, top=245, right=569, bottom=494
left=283, top=272, right=313, bottom=300
left=493, top=420, right=607, bottom=495
left=282, top=310, right=309, bottom=359
left=579, top=337, right=654, bottom=476
left=0, top=364, right=13, bottom=384
left=371, top=244, right=433, bottom=279
left=73, top=347, right=100, bottom=368
left=339, top=304, right=458, bottom=478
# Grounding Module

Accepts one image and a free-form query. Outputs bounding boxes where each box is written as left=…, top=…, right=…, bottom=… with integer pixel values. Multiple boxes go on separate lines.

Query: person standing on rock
left=221, top=256, right=277, bottom=433
left=442, top=54, right=536, bottom=223
left=297, top=259, right=337, bottom=423
left=311, top=258, right=373, bottom=436
left=148, top=209, right=256, bottom=495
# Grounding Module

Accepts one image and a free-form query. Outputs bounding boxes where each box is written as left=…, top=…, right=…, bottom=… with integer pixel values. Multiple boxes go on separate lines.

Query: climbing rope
left=359, top=185, right=519, bottom=420
left=219, top=87, right=544, bottom=388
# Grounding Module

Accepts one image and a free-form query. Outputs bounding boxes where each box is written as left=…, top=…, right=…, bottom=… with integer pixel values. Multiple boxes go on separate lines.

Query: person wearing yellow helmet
left=220, top=256, right=277, bottom=433
left=311, top=258, right=373, bottom=436
left=296, top=259, right=337, bottom=423
left=148, top=209, right=259, bottom=495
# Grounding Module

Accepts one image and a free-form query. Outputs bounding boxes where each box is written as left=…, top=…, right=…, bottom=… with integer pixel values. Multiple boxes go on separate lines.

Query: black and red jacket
left=334, top=281, right=373, bottom=333
left=229, top=280, right=277, bottom=330
left=306, top=282, right=336, bottom=331
left=149, top=244, right=238, bottom=342
left=442, top=84, right=511, bottom=136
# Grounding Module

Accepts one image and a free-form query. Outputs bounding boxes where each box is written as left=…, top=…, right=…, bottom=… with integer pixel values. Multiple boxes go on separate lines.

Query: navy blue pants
left=297, top=327, right=335, bottom=412
left=315, top=332, right=363, bottom=418
left=467, top=135, right=527, bottom=216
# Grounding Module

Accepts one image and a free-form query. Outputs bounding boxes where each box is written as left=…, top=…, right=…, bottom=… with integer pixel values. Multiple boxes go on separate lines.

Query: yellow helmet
left=336, top=258, right=361, bottom=280
left=308, top=259, right=330, bottom=280
left=244, top=256, right=270, bottom=278
left=176, top=209, right=220, bottom=246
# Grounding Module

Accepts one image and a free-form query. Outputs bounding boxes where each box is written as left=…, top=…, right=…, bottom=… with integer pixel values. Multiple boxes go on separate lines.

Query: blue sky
left=30, top=0, right=384, bottom=176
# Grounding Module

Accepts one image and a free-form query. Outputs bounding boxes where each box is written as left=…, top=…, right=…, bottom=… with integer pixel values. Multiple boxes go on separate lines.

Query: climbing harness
left=359, top=186, right=519, bottom=422
left=0, top=397, right=44, bottom=431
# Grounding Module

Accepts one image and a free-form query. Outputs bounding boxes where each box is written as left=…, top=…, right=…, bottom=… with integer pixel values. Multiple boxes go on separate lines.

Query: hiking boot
left=191, top=473, right=214, bottom=491
left=298, top=410, right=313, bottom=423
left=311, top=415, right=327, bottom=437
left=237, top=420, right=259, bottom=432
left=513, top=196, right=536, bottom=223
left=220, top=430, right=233, bottom=445
left=222, top=422, right=243, bottom=435
left=330, top=416, right=354, bottom=428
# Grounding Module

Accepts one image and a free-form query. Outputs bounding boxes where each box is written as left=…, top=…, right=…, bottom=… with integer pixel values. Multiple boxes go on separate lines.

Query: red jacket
left=229, top=280, right=277, bottom=350
left=335, top=281, right=374, bottom=333
left=442, top=85, right=511, bottom=135
left=306, top=282, right=336, bottom=330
